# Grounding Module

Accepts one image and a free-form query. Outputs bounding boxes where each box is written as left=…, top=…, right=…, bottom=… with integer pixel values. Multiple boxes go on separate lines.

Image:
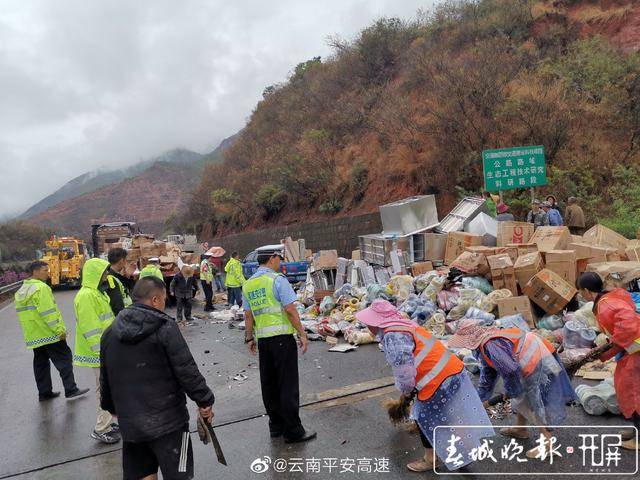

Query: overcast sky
left=0, top=0, right=433, bottom=217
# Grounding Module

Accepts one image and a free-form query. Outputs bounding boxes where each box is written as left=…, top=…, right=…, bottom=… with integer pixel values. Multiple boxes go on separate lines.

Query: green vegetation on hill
left=0, top=221, right=53, bottom=263
left=185, top=0, right=640, bottom=238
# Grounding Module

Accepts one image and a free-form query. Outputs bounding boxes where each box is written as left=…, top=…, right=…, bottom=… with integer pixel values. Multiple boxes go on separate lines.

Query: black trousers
left=258, top=335, right=305, bottom=440
left=201, top=281, right=213, bottom=309
left=33, top=340, right=78, bottom=396
left=176, top=297, right=192, bottom=321
left=227, top=287, right=243, bottom=307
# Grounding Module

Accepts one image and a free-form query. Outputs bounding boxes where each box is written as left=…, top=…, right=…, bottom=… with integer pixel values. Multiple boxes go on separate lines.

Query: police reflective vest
left=73, top=258, right=115, bottom=367
left=242, top=270, right=295, bottom=339
left=225, top=257, right=245, bottom=288
left=384, top=325, right=463, bottom=401
left=479, top=328, right=555, bottom=378
left=200, top=259, right=214, bottom=282
left=14, top=279, right=66, bottom=349
left=108, top=274, right=132, bottom=307
left=139, top=264, right=163, bottom=280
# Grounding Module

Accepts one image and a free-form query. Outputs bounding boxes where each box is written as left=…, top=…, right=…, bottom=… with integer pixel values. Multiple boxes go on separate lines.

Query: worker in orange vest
left=356, top=300, right=494, bottom=472
left=448, top=319, right=577, bottom=458
left=578, top=272, right=640, bottom=451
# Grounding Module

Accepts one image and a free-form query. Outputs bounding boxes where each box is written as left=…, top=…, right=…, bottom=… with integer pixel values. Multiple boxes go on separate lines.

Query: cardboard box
left=545, top=250, right=577, bottom=287
left=508, top=242, right=538, bottom=257
left=497, top=296, right=536, bottom=328
left=132, top=234, right=155, bottom=248
left=529, top=226, right=570, bottom=253
left=497, top=221, right=535, bottom=247
left=582, top=224, right=629, bottom=252
left=514, top=251, right=545, bottom=290
left=624, top=241, right=640, bottom=262
left=495, top=246, right=518, bottom=263
left=466, top=246, right=497, bottom=256
left=313, top=250, right=339, bottom=270
left=425, top=233, right=448, bottom=262
left=412, top=261, right=435, bottom=276
left=451, top=252, right=489, bottom=275
left=445, top=232, right=483, bottom=265
left=351, top=250, right=362, bottom=261
left=585, top=261, right=640, bottom=288
left=523, top=269, right=577, bottom=314
left=486, top=253, right=518, bottom=296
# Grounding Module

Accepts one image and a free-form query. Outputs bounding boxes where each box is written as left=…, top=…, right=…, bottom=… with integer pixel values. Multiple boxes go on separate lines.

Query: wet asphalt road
left=0, top=290, right=637, bottom=480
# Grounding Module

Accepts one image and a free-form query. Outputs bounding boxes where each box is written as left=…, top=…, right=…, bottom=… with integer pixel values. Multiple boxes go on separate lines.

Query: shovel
left=196, top=413, right=228, bottom=466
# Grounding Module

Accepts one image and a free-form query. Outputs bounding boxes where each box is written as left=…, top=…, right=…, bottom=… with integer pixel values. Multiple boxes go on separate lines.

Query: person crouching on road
left=170, top=265, right=199, bottom=325
left=14, top=261, right=89, bottom=401
left=225, top=251, right=245, bottom=308
left=100, top=276, right=215, bottom=480
left=356, top=300, right=494, bottom=472
left=578, top=272, right=640, bottom=451
left=243, top=248, right=316, bottom=443
left=73, top=258, right=121, bottom=444
left=447, top=319, right=577, bottom=458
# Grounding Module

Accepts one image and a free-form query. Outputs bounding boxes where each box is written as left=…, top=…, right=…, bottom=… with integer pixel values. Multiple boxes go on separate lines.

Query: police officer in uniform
left=242, top=248, right=316, bottom=443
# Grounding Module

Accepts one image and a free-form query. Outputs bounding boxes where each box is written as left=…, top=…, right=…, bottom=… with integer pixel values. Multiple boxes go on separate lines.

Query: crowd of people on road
left=13, top=225, right=638, bottom=477
left=483, top=192, right=587, bottom=233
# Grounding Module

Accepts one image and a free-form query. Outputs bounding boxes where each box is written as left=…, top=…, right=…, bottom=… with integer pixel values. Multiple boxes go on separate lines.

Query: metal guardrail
left=0, top=281, right=23, bottom=296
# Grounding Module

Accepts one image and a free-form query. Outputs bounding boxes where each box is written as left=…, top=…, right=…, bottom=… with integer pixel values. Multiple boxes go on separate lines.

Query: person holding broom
left=447, top=319, right=576, bottom=458
left=578, top=272, right=640, bottom=451
left=356, top=299, right=494, bottom=472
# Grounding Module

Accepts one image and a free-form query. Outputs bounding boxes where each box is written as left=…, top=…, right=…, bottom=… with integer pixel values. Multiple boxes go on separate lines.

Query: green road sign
left=482, top=145, right=547, bottom=192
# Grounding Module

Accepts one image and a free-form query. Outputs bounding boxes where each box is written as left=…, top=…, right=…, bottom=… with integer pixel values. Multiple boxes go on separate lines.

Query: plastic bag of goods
left=447, top=288, right=485, bottom=320
left=574, top=302, right=598, bottom=332
left=563, top=320, right=597, bottom=349
left=345, top=327, right=376, bottom=345
left=319, top=296, right=336, bottom=314
left=437, top=288, right=460, bottom=312
left=420, top=275, right=447, bottom=303
left=414, top=272, right=440, bottom=294
left=537, top=314, right=564, bottom=331
left=495, top=314, right=530, bottom=332
left=424, top=310, right=446, bottom=336
left=412, top=301, right=437, bottom=326
left=461, top=276, right=494, bottom=295
left=398, top=294, right=420, bottom=317
left=387, top=275, right=415, bottom=301
left=479, top=289, right=512, bottom=313
left=463, top=355, right=480, bottom=374
left=334, top=283, right=353, bottom=299
left=366, top=284, right=389, bottom=303
left=462, top=307, right=495, bottom=326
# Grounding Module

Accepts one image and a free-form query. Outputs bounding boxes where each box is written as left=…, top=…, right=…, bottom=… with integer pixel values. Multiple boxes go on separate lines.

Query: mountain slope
left=24, top=161, right=198, bottom=237
left=22, top=135, right=238, bottom=239
left=20, top=148, right=202, bottom=218
left=185, top=0, right=640, bottom=238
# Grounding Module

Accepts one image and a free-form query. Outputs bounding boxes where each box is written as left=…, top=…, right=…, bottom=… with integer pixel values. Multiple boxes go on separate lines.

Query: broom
left=562, top=342, right=614, bottom=377
left=384, top=389, right=417, bottom=425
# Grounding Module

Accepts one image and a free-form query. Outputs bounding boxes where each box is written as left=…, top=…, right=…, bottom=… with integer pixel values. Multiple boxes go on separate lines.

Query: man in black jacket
left=104, top=247, right=136, bottom=316
left=100, top=276, right=215, bottom=480
left=170, top=265, right=199, bottom=324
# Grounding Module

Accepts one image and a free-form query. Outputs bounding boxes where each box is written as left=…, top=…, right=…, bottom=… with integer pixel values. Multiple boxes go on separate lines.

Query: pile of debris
left=296, top=196, right=640, bottom=417
left=116, top=234, right=202, bottom=277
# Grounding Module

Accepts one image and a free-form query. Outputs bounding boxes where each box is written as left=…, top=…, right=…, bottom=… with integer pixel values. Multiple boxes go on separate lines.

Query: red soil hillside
left=25, top=162, right=196, bottom=239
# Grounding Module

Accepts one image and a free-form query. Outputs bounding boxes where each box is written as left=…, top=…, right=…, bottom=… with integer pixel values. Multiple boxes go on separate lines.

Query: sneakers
left=38, top=391, right=61, bottom=402
left=66, top=387, right=90, bottom=399
left=91, top=429, right=121, bottom=444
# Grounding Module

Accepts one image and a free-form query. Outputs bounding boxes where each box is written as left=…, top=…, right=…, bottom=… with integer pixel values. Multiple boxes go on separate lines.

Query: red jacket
left=595, top=288, right=640, bottom=418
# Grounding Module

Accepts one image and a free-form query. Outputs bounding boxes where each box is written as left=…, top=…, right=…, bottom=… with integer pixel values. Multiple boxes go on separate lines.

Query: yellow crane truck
left=41, top=236, right=88, bottom=287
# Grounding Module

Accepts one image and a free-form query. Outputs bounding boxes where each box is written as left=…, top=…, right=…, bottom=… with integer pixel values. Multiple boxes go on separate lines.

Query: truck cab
left=242, top=245, right=308, bottom=284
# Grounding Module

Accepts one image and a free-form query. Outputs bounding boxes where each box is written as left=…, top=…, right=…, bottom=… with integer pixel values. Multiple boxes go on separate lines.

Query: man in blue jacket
left=542, top=201, right=564, bottom=226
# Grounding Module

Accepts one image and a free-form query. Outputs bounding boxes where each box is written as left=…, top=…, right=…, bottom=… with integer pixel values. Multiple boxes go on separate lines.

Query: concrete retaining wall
left=209, top=213, right=382, bottom=258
